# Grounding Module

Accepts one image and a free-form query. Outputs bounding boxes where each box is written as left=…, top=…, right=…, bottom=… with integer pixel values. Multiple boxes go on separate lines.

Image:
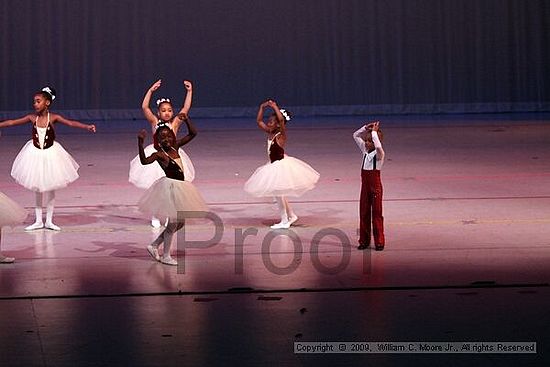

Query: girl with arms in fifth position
left=244, top=100, right=319, bottom=229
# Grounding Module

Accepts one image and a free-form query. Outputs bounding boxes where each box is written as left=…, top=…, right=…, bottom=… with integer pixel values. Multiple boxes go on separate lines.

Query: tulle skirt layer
left=129, top=144, right=195, bottom=189
left=11, top=141, right=79, bottom=192
left=244, top=155, right=320, bottom=197
left=138, top=177, right=207, bottom=220
left=0, top=191, right=27, bottom=228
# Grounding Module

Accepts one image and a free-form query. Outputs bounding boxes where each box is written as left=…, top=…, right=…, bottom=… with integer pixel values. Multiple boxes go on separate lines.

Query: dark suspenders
left=362, top=153, right=377, bottom=170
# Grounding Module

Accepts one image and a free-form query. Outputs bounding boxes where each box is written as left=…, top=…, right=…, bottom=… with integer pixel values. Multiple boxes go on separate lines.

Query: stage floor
left=1, top=115, right=549, bottom=366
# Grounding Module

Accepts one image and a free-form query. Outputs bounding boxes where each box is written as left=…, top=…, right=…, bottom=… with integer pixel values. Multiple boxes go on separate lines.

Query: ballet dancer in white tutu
left=244, top=100, right=320, bottom=229
left=129, top=79, right=196, bottom=228
left=0, top=190, right=27, bottom=263
left=0, top=87, right=96, bottom=231
left=137, top=116, right=207, bottom=266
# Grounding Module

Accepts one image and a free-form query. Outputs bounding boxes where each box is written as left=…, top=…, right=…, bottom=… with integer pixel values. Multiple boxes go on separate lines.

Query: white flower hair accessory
left=157, top=120, right=169, bottom=128
left=42, top=87, right=55, bottom=100
left=156, top=98, right=171, bottom=106
left=280, top=109, right=291, bottom=122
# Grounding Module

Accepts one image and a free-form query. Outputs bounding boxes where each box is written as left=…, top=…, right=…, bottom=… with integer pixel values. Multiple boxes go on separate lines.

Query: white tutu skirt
left=0, top=191, right=27, bottom=227
left=244, top=155, right=320, bottom=197
left=138, top=177, right=207, bottom=220
left=129, top=144, right=195, bottom=189
left=11, top=141, right=79, bottom=192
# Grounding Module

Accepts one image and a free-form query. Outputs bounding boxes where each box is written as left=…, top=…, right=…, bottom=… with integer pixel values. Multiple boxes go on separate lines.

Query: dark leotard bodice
left=32, top=113, right=56, bottom=149
left=269, top=134, right=284, bottom=163
left=158, top=153, right=185, bottom=181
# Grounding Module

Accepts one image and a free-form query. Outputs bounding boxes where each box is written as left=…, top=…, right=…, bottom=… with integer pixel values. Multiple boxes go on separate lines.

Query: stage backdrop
left=1, top=0, right=549, bottom=119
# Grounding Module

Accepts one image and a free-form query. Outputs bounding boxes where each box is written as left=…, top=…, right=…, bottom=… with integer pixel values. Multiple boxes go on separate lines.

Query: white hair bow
left=42, top=87, right=55, bottom=100
left=280, top=109, right=291, bottom=121
left=156, top=98, right=171, bottom=106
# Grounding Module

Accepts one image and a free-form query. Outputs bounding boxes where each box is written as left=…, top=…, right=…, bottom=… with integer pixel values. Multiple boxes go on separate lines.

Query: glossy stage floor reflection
left=1, top=115, right=549, bottom=366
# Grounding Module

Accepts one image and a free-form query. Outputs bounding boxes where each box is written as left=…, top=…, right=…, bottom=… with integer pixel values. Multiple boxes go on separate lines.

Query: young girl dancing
left=129, top=79, right=196, bottom=228
left=0, top=87, right=96, bottom=231
left=137, top=115, right=207, bottom=266
left=244, top=100, right=320, bottom=229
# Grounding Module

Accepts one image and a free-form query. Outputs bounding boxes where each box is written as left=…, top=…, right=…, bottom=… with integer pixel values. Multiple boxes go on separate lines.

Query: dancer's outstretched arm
left=0, top=115, right=33, bottom=128
left=53, top=113, right=96, bottom=132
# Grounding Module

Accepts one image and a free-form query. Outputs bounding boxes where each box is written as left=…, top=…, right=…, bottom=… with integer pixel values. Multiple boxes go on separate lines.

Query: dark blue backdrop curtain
left=1, top=0, right=549, bottom=118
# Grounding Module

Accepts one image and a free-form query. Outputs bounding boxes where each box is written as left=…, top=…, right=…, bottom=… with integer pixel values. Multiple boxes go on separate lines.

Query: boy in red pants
left=353, top=121, right=386, bottom=251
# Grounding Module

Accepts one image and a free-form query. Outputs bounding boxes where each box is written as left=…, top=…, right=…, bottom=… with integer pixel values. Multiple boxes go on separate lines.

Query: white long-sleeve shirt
left=353, top=126, right=385, bottom=170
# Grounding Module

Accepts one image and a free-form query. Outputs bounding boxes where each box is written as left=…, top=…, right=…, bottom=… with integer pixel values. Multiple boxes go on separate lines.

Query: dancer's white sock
left=283, top=197, right=297, bottom=221
left=160, top=222, right=178, bottom=265
left=270, top=197, right=290, bottom=229
left=25, top=193, right=44, bottom=231
left=151, top=217, right=161, bottom=228
left=44, top=191, right=60, bottom=230
left=275, top=196, right=289, bottom=224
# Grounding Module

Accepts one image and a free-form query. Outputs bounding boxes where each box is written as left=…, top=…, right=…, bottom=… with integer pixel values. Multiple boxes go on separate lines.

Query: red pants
left=359, top=170, right=385, bottom=246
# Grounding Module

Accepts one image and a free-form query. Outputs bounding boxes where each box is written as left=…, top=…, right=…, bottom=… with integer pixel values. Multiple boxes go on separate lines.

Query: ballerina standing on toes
left=244, top=100, right=319, bottom=229
left=0, top=87, right=96, bottom=231
left=137, top=115, right=207, bottom=266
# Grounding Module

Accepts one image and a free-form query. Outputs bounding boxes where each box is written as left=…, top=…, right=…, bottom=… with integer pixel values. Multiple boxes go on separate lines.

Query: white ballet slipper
left=287, top=215, right=298, bottom=226
left=147, top=245, right=160, bottom=261
left=0, top=255, right=15, bottom=264
left=270, top=221, right=290, bottom=229
left=160, top=256, right=178, bottom=266
left=44, top=222, right=61, bottom=231
left=25, top=222, right=44, bottom=231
